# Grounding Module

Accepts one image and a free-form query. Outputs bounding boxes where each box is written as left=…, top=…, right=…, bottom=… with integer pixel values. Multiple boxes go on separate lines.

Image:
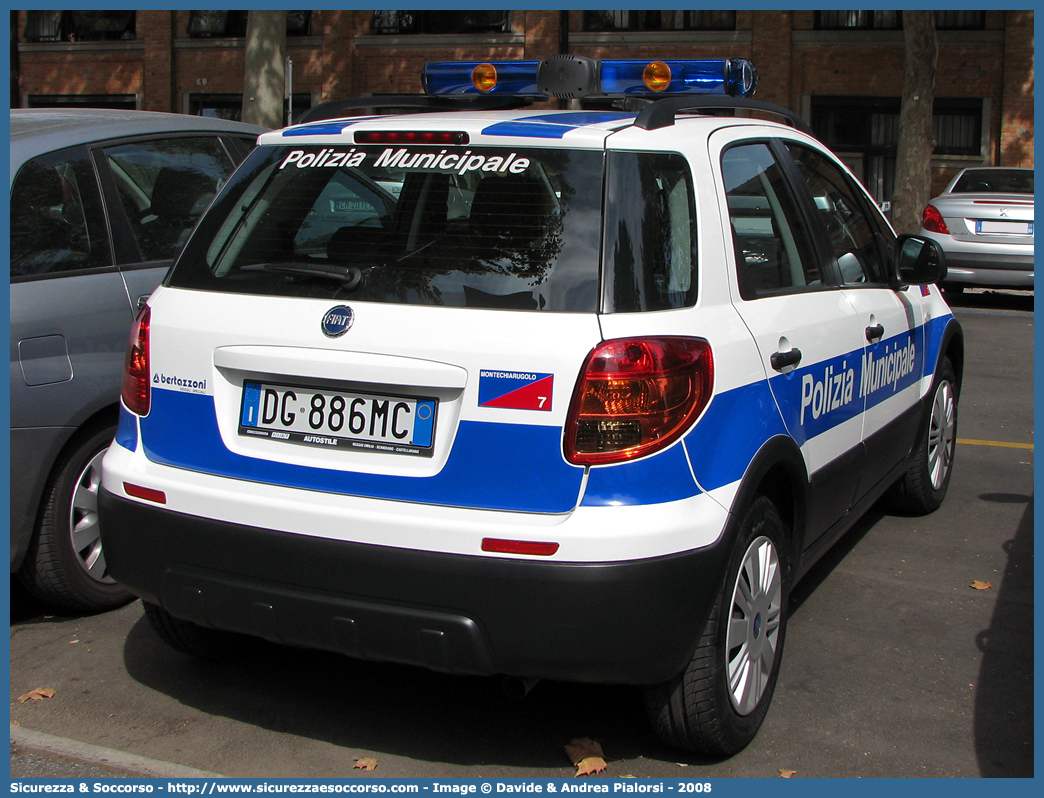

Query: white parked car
left=98, top=57, right=963, bottom=754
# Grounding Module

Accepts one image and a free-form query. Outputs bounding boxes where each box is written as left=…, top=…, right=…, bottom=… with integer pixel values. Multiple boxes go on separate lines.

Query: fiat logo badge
left=321, top=305, right=354, bottom=338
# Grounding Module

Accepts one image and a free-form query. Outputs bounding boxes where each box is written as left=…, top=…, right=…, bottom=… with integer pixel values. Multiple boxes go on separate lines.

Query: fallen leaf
left=575, top=757, right=607, bottom=777
left=779, top=769, right=797, bottom=778
left=70, top=640, right=79, bottom=645
left=17, top=687, right=56, bottom=703
left=675, top=763, right=689, bottom=768
left=11, top=721, right=20, bottom=727
left=353, top=758, right=377, bottom=772
left=565, top=738, right=607, bottom=777
left=970, top=580, right=992, bottom=590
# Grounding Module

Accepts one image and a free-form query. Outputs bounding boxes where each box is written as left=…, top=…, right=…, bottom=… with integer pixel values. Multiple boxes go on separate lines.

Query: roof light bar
left=600, top=59, right=758, bottom=97
left=423, top=61, right=541, bottom=97
left=423, top=56, right=758, bottom=99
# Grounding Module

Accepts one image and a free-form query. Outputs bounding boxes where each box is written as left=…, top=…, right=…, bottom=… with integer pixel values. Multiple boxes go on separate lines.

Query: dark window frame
left=811, top=96, right=984, bottom=158
left=582, top=10, right=736, bottom=32
left=814, top=10, right=985, bottom=31
left=187, top=11, right=311, bottom=38
left=24, top=10, right=136, bottom=43
left=371, top=11, right=510, bottom=35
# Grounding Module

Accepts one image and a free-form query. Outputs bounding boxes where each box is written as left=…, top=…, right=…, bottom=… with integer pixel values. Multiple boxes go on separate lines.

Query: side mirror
left=894, top=234, right=946, bottom=287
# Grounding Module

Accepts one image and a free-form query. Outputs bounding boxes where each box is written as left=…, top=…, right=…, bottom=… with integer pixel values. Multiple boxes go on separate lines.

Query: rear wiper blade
left=242, top=262, right=364, bottom=290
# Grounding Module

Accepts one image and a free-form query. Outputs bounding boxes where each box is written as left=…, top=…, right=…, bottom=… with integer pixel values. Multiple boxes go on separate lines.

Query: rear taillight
left=121, top=305, right=151, bottom=416
left=921, top=204, right=950, bottom=235
left=565, top=337, right=713, bottom=466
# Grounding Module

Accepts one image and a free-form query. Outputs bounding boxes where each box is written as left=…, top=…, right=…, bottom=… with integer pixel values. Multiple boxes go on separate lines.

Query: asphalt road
left=9, top=289, right=1033, bottom=780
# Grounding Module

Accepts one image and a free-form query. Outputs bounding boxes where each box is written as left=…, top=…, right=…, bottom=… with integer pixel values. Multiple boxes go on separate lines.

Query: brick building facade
left=12, top=9, right=1034, bottom=202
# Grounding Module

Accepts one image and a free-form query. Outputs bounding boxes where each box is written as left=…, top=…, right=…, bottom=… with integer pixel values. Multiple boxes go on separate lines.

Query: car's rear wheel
left=18, top=425, right=134, bottom=613
left=643, top=495, right=789, bottom=755
left=143, top=602, right=256, bottom=661
left=887, top=357, right=958, bottom=514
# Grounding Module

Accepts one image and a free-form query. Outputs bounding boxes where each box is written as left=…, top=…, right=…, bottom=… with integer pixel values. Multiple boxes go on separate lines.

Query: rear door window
left=721, top=142, right=820, bottom=299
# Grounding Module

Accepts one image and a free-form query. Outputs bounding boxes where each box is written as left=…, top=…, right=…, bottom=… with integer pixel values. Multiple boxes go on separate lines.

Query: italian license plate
left=239, top=381, right=437, bottom=457
left=976, top=220, right=1032, bottom=235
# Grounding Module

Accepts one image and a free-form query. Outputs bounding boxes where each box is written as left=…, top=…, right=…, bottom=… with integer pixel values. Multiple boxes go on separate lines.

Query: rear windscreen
left=951, top=169, right=1033, bottom=194
left=168, top=144, right=604, bottom=312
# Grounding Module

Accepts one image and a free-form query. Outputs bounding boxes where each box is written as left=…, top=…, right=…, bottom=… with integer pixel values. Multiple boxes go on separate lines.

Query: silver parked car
left=918, top=166, right=1034, bottom=291
left=10, top=108, right=267, bottom=612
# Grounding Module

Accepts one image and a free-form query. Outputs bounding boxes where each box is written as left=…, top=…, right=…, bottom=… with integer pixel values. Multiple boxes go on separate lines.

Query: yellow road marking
left=958, top=438, right=1034, bottom=450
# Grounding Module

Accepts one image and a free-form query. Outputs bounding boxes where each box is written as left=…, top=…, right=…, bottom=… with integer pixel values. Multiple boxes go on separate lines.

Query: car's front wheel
left=643, top=495, right=790, bottom=755
left=19, top=425, right=134, bottom=613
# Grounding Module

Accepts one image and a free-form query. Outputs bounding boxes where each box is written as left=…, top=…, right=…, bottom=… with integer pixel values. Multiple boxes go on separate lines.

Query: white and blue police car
left=99, top=57, right=963, bottom=755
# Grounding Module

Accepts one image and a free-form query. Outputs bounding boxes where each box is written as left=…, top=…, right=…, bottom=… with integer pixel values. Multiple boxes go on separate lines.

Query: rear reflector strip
left=481, top=538, right=560, bottom=556
left=123, top=483, right=167, bottom=504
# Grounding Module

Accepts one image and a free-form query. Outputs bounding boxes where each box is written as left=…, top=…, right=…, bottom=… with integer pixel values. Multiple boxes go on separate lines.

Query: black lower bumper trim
left=99, top=490, right=728, bottom=684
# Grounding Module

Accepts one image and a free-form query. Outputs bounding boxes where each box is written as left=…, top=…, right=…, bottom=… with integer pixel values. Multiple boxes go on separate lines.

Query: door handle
left=865, top=323, right=885, bottom=342
left=770, top=348, right=802, bottom=372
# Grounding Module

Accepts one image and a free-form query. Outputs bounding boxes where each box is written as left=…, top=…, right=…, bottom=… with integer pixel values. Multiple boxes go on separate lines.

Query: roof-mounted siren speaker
left=726, top=58, right=758, bottom=97
left=537, top=55, right=600, bottom=100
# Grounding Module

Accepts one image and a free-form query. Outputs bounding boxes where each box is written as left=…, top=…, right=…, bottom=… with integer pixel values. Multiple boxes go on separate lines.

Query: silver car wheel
left=726, top=535, right=783, bottom=716
left=69, top=448, right=114, bottom=583
left=927, top=379, right=956, bottom=490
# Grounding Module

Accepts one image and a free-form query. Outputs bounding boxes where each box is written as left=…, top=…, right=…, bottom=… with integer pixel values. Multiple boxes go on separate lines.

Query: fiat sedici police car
left=100, top=57, right=962, bottom=755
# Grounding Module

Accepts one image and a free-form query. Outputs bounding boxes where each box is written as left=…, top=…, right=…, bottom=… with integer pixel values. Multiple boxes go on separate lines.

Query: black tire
left=18, top=425, right=134, bottom=613
left=886, top=357, right=958, bottom=515
left=643, top=495, right=790, bottom=755
left=143, top=602, right=256, bottom=661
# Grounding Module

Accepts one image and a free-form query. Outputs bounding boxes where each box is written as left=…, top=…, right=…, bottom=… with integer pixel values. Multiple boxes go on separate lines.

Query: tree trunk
left=242, top=11, right=286, bottom=128
left=891, top=11, right=938, bottom=235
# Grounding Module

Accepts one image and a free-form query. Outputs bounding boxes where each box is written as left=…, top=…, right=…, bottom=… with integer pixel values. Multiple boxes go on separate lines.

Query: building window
left=814, top=11, right=901, bottom=30
left=24, top=10, right=136, bottom=42
left=188, top=11, right=249, bottom=38
left=582, top=11, right=736, bottom=31
left=934, top=11, right=985, bottom=30
left=371, top=11, right=510, bottom=35
left=286, top=11, right=312, bottom=36
left=812, top=97, right=982, bottom=157
left=187, top=11, right=312, bottom=38
left=815, top=10, right=985, bottom=30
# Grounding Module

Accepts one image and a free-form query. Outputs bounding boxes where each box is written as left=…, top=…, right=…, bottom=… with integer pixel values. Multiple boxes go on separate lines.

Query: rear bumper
left=942, top=261, right=1034, bottom=289
left=925, top=235, right=1034, bottom=288
left=99, top=489, right=730, bottom=684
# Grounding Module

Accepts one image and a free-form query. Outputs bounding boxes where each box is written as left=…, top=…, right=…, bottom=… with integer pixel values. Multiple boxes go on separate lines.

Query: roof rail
left=633, top=96, right=814, bottom=136
left=294, top=94, right=534, bottom=125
